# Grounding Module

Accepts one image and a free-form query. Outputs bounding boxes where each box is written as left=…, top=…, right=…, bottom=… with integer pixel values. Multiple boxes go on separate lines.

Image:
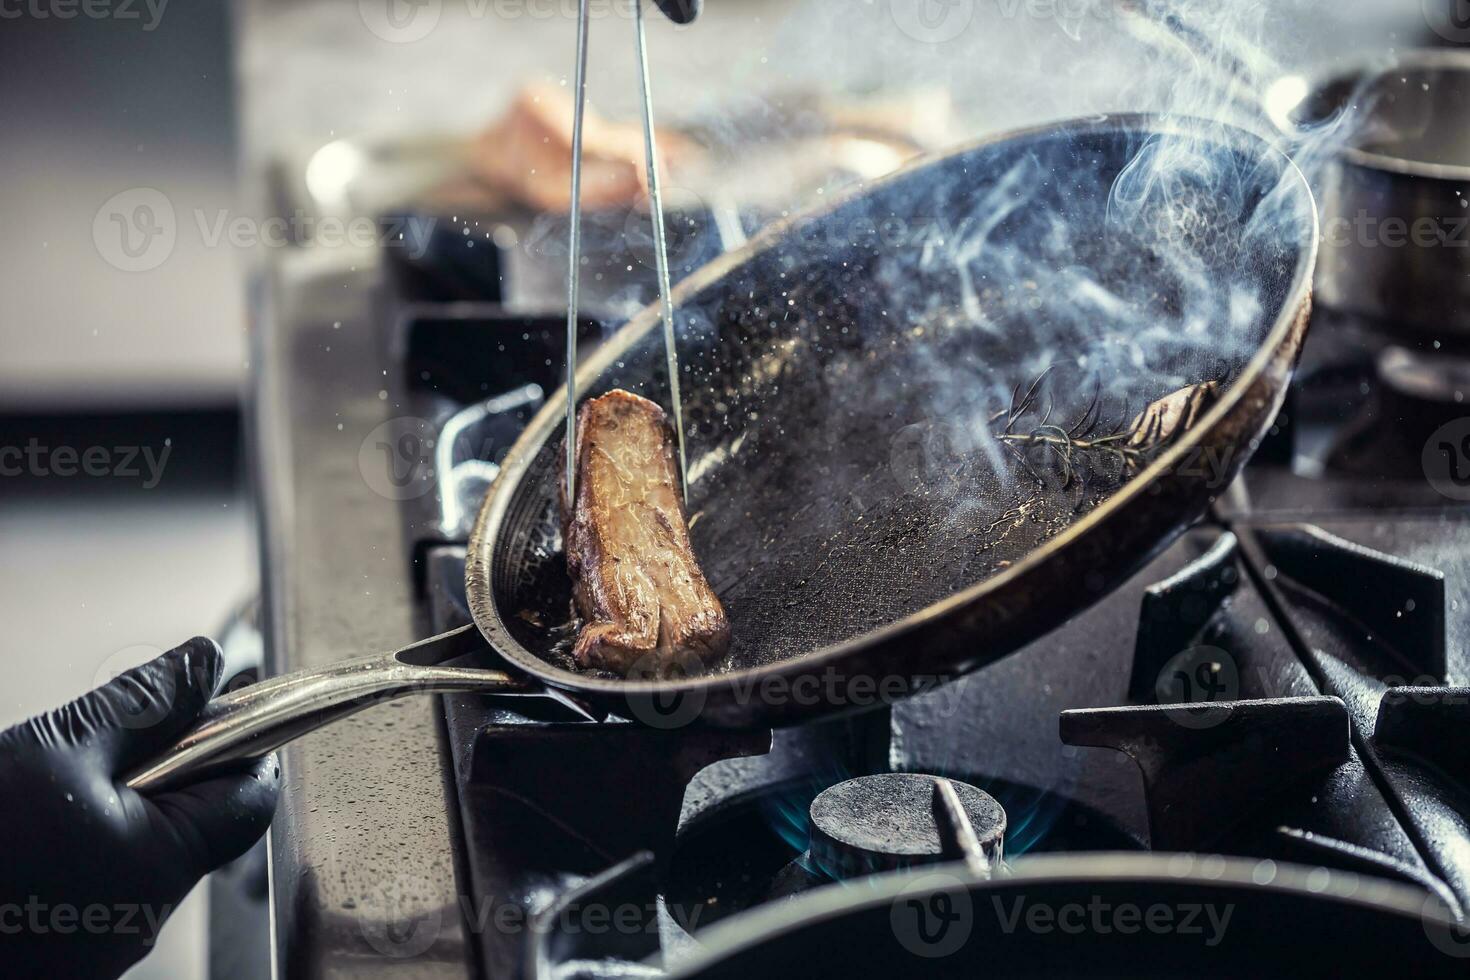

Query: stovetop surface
left=385, top=245, right=1470, bottom=974
left=255, top=187, right=1470, bottom=976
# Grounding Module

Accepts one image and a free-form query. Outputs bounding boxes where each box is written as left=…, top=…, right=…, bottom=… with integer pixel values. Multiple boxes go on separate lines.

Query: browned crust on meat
left=559, top=390, right=730, bottom=675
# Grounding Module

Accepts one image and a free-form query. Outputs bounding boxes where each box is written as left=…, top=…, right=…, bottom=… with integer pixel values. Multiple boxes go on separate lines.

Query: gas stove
left=254, top=205, right=1470, bottom=977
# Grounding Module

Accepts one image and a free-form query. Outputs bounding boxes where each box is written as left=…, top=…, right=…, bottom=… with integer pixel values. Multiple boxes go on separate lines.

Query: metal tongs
left=564, top=0, right=701, bottom=507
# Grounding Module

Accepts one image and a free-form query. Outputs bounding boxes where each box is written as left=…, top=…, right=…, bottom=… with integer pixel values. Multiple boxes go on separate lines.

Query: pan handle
left=124, top=625, right=529, bottom=793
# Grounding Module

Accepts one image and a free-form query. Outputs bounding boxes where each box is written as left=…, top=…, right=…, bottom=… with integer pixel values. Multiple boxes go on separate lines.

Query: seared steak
left=560, top=390, right=730, bottom=675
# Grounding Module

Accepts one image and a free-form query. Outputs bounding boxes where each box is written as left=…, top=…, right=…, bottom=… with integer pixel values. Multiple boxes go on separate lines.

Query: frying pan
left=127, top=113, right=1317, bottom=792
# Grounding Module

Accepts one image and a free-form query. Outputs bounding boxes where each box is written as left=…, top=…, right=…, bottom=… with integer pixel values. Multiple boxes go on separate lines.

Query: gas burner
left=808, top=773, right=1006, bottom=879
left=656, top=771, right=1136, bottom=941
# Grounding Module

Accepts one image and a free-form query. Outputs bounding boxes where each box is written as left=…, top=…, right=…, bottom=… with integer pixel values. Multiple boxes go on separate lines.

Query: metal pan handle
left=125, top=625, right=528, bottom=793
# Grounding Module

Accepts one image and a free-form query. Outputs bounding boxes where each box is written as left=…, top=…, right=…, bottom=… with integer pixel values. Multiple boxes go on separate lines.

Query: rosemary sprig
left=994, top=372, right=1220, bottom=494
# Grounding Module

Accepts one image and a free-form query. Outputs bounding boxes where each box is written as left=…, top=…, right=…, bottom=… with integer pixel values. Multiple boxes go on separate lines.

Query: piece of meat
left=471, top=83, right=695, bottom=213
left=560, top=390, right=730, bottom=675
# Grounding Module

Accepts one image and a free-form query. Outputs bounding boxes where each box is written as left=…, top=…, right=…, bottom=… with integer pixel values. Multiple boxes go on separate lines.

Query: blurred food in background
left=288, top=81, right=953, bottom=231
left=469, top=82, right=697, bottom=212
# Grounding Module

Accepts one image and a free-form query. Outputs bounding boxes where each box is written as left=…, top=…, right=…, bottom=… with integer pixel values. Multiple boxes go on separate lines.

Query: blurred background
left=0, top=0, right=1458, bottom=976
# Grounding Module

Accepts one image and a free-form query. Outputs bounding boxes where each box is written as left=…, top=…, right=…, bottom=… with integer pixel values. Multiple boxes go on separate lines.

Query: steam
left=623, top=0, right=1381, bottom=865
left=843, top=0, right=1368, bottom=503
left=529, top=1, right=1371, bottom=672
left=637, top=3, right=1377, bottom=531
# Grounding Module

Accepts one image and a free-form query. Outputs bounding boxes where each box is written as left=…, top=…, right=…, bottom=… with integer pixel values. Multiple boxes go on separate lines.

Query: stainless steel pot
left=1268, top=49, right=1470, bottom=343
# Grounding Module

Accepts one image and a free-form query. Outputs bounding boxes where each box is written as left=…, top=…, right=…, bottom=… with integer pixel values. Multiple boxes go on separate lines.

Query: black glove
left=653, top=0, right=701, bottom=24
left=0, top=637, right=280, bottom=980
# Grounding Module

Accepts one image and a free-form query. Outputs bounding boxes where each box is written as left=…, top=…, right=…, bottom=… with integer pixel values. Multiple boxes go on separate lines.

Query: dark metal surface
left=1226, top=514, right=1470, bottom=911
left=807, top=773, right=1005, bottom=878
left=1060, top=696, right=1351, bottom=850
left=664, top=854, right=1466, bottom=979
left=652, top=0, right=700, bottom=24
left=887, top=518, right=1436, bottom=876
left=466, top=113, right=1318, bottom=727
left=525, top=851, right=664, bottom=980
left=1255, top=523, right=1446, bottom=682
left=1128, top=530, right=1242, bottom=702
left=1376, top=687, right=1470, bottom=788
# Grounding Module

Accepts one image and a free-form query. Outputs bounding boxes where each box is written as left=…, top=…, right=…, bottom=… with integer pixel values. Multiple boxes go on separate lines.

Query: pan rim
left=662, top=851, right=1444, bottom=978
left=465, top=110, right=1320, bottom=701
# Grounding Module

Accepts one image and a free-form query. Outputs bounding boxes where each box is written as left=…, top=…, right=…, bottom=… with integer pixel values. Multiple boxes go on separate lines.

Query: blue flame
left=990, top=782, right=1068, bottom=858
left=760, top=783, right=817, bottom=856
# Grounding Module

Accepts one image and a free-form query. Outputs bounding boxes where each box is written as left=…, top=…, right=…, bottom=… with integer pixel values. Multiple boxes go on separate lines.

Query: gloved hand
left=0, top=637, right=280, bottom=980
left=652, top=0, right=701, bottom=24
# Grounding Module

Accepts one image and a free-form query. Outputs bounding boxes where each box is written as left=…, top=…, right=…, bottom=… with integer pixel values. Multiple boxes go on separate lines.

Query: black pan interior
left=489, top=118, right=1311, bottom=679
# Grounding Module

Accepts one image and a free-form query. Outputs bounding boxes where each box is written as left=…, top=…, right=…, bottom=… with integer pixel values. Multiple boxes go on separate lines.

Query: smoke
left=842, top=0, right=1368, bottom=504
left=521, top=1, right=1365, bottom=672
left=554, top=1, right=1372, bottom=378
left=605, top=0, right=1384, bottom=879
